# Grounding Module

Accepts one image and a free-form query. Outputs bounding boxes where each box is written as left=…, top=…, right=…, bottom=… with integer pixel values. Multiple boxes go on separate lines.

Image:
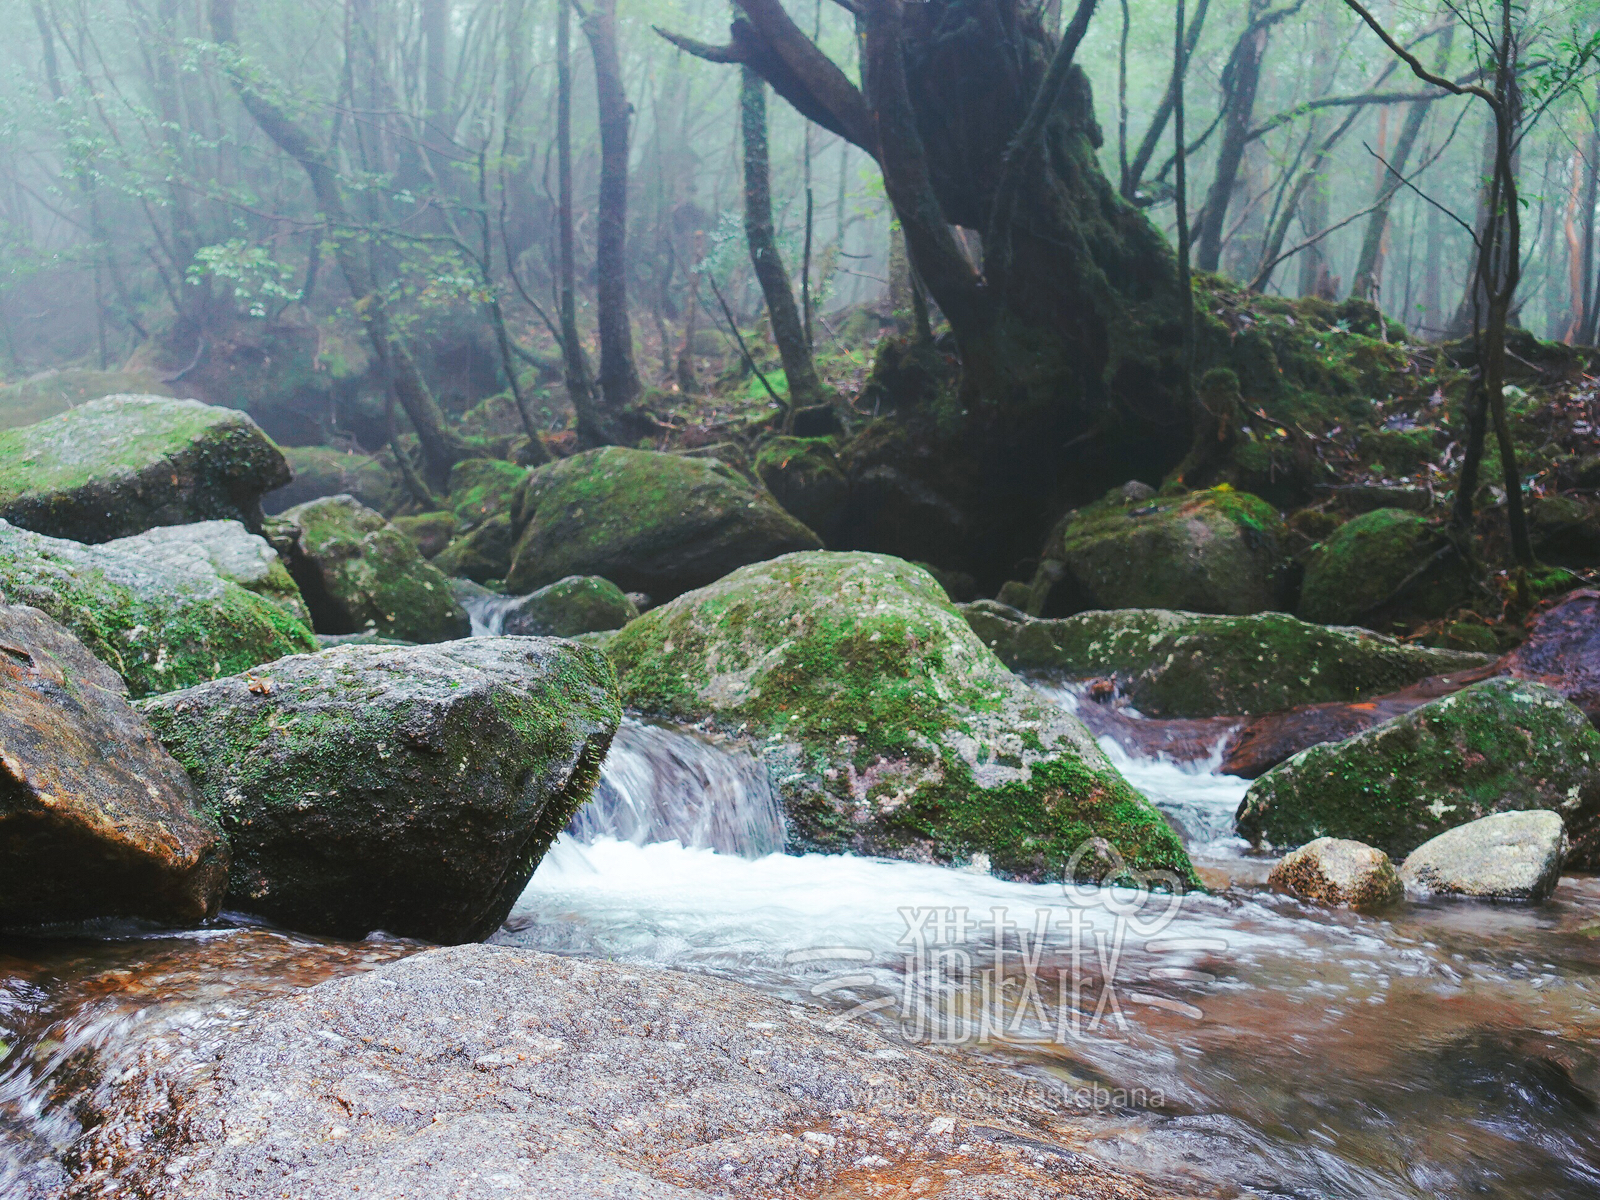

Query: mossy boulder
left=1298, top=508, right=1472, bottom=627
left=1236, top=678, right=1600, bottom=866
left=962, top=601, right=1489, bottom=718
left=755, top=436, right=848, bottom=539
left=139, top=638, right=621, bottom=943
left=0, top=394, right=290, bottom=543
left=433, top=513, right=514, bottom=584
left=0, top=603, right=227, bottom=927
left=1527, top=495, right=1600, bottom=569
left=263, top=445, right=399, bottom=516
left=392, top=510, right=458, bottom=559
left=608, top=551, right=1195, bottom=885
left=272, top=496, right=469, bottom=643
left=497, top=575, right=638, bottom=638
left=447, top=457, right=528, bottom=529
left=0, top=519, right=316, bottom=698
left=505, top=447, right=823, bottom=599
left=0, top=367, right=174, bottom=431
left=1029, top=486, right=1290, bottom=617
left=103, top=520, right=312, bottom=628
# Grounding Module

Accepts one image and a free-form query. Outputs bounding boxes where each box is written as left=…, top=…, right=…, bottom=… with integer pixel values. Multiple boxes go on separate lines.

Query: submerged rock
left=0, top=605, right=226, bottom=927
left=0, top=519, right=315, bottom=698
left=0, top=394, right=289, bottom=543
left=962, top=601, right=1489, bottom=718
left=139, top=638, right=619, bottom=942
left=1237, top=679, right=1600, bottom=866
left=1267, top=838, right=1402, bottom=909
left=271, top=495, right=470, bottom=643
left=1399, top=810, right=1566, bottom=903
left=71, top=944, right=1185, bottom=1200
left=505, top=446, right=822, bottom=600
left=101, top=519, right=312, bottom=627
left=1028, top=485, right=1290, bottom=617
left=609, top=551, right=1194, bottom=884
left=497, top=575, right=638, bottom=638
left=1298, top=507, right=1472, bottom=627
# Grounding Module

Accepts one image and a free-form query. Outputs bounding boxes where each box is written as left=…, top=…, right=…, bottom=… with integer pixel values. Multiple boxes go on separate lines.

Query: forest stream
left=4, top=623, right=1599, bottom=1199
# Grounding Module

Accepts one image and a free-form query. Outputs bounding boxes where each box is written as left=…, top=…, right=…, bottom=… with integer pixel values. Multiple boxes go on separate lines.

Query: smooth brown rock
left=0, top=604, right=227, bottom=927
left=1506, top=589, right=1600, bottom=721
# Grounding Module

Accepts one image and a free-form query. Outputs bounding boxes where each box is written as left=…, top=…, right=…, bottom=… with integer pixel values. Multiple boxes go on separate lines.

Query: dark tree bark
left=1194, top=1, right=1301, bottom=273
left=740, top=66, right=828, bottom=419
left=661, top=0, right=1191, bottom=580
left=582, top=0, right=645, bottom=421
left=557, top=0, right=602, bottom=443
left=1579, top=83, right=1600, bottom=343
left=208, top=0, right=466, bottom=485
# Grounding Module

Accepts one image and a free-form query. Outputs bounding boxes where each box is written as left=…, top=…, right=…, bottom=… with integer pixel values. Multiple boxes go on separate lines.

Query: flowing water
left=3, top=626, right=1600, bottom=1196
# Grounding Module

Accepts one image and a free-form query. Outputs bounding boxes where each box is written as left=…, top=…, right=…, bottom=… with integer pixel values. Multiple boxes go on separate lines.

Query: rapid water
left=4, top=611, right=1600, bottom=1197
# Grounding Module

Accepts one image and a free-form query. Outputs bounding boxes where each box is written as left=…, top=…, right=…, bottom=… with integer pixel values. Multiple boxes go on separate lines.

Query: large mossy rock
left=1236, top=678, right=1600, bottom=866
left=102, top=520, right=312, bottom=627
left=432, top=512, right=513, bottom=584
left=0, top=519, right=316, bottom=698
left=0, top=604, right=227, bottom=927
left=505, top=446, right=823, bottom=599
left=1298, top=507, right=1472, bottom=627
left=391, top=510, right=457, bottom=559
left=608, top=551, right=1194, bottom=884
left=139, top=638, right=621, bottom=943
left=447, top=457, right=527, bottom=528
left=754, top=435, right=849, bottom=538
left=263, top=445, right=399, bottom=516
left=272, top=496, right=469, bottom=643
left=0, top=395, right=290, bottom=543
left=1029, top=485, right=1290, bottom=617
left=962, top=601, right=1489, bottom=718
left=497, top=575, right=638, bottom=638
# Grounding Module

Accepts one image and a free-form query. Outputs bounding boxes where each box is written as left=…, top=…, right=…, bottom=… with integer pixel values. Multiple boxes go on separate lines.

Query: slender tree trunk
left=1299, top=10, right=1337, bottom=297
left=1350, top=96, right=1436, bottom=302
left=1121, top=0, right=1211, bottom=201
left=1581, top=89, right=1600, bottom=343
left=1195, top=2, right=1269, bottom=273
left=740, top=66, right=827, bottom=419
left=557, top=0, right=601, bottom=442
left=582, top=0, right=644, bottom=418
left=1423, top=199, right=1444, bottom=334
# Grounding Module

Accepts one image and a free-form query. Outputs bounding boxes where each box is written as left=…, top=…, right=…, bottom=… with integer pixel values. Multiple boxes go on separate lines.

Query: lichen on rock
left=505, top=446, right=823, bottom=600
left=962, top=601, right=1489, bottom=718
left=271, top=495, right=470, bottom=643
left=1237, top=678, right=1600, bottom=866
left=608, top=551, right=1195, bottom=885
left=0, top=394, right=289, bottom=543
left=0, top=519, right=316, bottom=697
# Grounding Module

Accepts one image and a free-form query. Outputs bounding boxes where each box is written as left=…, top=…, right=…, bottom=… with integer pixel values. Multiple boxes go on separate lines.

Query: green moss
left=1298, top=507, right=1471, bottom=627
left=1237, top=679, right=1600, bottom=863
left=447, top=458, right=528, bottom=529
left=962, top=602, right=1491, bottom=718
left=0, top=520, right=314, bottom=697
left=610, top=551, right=1196, bottom=886
left=0, top=368, right=175, bottom=431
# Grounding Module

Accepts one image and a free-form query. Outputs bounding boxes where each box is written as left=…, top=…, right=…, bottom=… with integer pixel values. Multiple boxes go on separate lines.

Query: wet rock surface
left=270, top=495, right=470, bottom=643
left=1399, top=810, right=1567, bottom=903
left=1267, top=837, right=1402, bottom=909
left=0, top=604, right=227, bottom=928
left=138, top=638, right=620, bottom=943
left=1029, top=486, right=1291, bottom=617
left=1505, top=589, right=1600, bottom=721
left=0, top=395, right=289, bottom=543
left=963, top=602, right=1487, bottom=718
left=505, top=447, right=823, bottom=600
left=69, top=944, right=1194, bottom=1200
left=1236, top=679, right=1600, bottom=866
left=0, top=519, right=316, bottom=697
left=609, top=551, right=1194, bottom=883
